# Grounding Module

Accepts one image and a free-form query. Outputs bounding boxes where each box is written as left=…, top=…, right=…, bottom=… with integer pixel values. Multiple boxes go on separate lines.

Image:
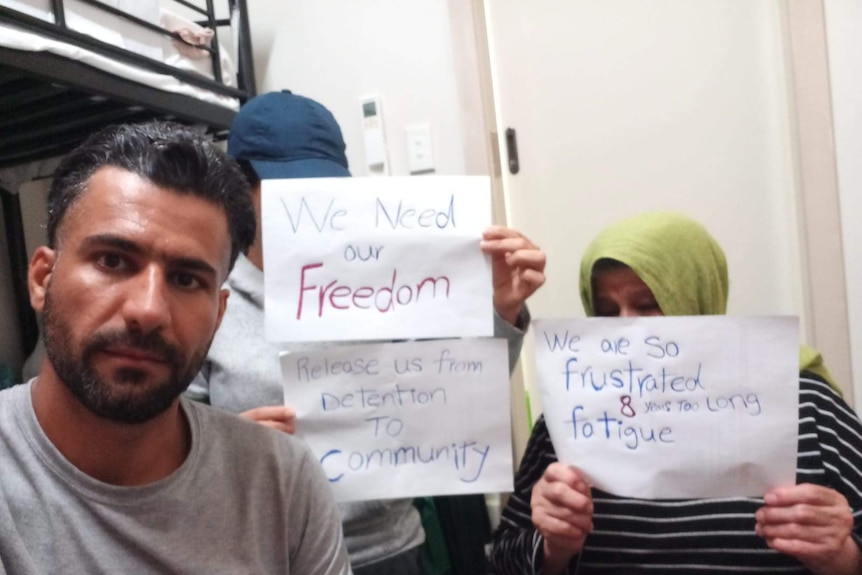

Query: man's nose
left=122, top=266, right=171, bottom=334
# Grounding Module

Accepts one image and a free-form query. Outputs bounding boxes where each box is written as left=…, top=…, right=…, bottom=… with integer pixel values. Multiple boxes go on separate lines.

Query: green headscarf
left=579, top=212, right=728, bottom=317
left=799, top=345, right=838, bottom=392
left=578, top=211, right=841, bottom=395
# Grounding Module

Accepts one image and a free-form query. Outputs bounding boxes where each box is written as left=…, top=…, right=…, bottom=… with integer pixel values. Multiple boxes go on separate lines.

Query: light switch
left=405, top=123, right=435, bottom=174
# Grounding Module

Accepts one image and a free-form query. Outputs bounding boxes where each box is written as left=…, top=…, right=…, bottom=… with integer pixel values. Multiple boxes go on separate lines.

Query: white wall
left=243, top=0, right=283, bottom=90
left=249, top=0, right=471, bottom=177
left=824, top=0, right=862, bottom=406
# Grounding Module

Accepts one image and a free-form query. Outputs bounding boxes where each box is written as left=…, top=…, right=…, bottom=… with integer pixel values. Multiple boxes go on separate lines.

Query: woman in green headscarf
left=491, top=212, right=862, bottom=575
left=579, top=211, right=839, bottom=389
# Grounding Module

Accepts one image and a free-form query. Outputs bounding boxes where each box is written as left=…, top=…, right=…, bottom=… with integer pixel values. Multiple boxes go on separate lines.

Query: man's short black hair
left=47, top=121, right=256, bottom=272
left=236, top=159, right=261, bottom=190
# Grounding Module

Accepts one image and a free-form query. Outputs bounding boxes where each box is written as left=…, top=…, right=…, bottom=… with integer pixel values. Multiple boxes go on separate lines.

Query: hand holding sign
left=240, top=405, right=297, bottom=435
left=481, top=226, right=546, bottom=326
left=531, top=462, right=593, bottom=571
left=757, top=484, right=859, bottom=572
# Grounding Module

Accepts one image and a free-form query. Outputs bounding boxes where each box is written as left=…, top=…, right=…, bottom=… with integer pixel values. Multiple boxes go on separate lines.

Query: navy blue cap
left=227, top=90, right=350, bottom=179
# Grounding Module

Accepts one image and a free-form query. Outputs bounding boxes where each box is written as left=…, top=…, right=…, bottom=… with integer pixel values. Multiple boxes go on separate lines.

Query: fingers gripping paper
left=533, top=316, right=799, bottom=499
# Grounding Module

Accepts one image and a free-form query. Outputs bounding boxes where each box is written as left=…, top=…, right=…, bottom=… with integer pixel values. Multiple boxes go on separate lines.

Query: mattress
left=0, top=0, right=239, bottom=111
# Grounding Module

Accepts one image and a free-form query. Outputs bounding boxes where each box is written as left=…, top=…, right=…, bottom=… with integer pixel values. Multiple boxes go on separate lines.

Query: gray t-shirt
left=0, top=382, right=351, bottom=575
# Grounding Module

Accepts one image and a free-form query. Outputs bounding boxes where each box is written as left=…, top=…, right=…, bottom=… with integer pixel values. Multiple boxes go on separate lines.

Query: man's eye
left=97, top=253, right=127, bottom=270
left=172, top=272, right=203, bottom=290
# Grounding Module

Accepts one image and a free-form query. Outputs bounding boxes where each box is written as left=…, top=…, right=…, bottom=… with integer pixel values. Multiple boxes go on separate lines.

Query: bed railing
left=0, top=0, right=256, bottom=99
left=0, top=0, right=258, bottom=364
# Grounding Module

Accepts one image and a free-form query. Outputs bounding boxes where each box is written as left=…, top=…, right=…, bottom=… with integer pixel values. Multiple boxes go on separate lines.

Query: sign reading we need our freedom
left=280, top=338, right=513, bottom=502
left=534, top=316, right=799, bottom=499
left=261, top=177, right=493, bottom=343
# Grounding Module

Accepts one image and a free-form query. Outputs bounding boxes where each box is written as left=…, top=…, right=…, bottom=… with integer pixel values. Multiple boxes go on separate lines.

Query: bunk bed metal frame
left=1, top=0, right=256, bottom=361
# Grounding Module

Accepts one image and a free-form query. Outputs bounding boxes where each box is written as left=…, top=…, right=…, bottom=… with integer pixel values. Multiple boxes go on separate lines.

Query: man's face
left=32, top=166, right=231, bottom=423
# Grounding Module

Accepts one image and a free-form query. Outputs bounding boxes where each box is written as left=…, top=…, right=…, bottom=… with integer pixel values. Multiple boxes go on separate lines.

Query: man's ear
left=28, top=247, right=57, bottom=314
left=213, top=288, right=230, bottom=333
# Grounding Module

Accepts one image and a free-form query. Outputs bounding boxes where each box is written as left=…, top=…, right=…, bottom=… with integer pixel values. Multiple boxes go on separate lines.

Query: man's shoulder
left=183, top=400, right=326, bottom=502
left=0, top=381, right=29, bottom=395
left=0, top=383, right=28, bottom=413
left=0, top=385, right=15, bottom=402
left=184, top=399, right=311, bottom=461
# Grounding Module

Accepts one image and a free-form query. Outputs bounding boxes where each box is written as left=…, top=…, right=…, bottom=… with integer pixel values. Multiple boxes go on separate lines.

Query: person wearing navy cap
left=189, top=90, right=547, bottom=574
left=227, top=90, right=351, bottom=180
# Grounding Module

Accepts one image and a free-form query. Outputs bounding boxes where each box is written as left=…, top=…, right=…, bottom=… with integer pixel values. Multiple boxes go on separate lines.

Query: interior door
left=483, top=0, right=810, bottom=420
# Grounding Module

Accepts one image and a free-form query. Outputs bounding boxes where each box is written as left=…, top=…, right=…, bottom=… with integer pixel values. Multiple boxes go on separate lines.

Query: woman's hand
left=481, top=226, right=546, bottom=326
left=531, top=463, right=594, bottom=575
left=756, top=483, right=861, bottom=574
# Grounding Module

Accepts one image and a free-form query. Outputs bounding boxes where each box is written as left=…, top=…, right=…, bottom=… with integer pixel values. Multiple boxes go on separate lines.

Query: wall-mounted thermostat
left=361, top=95, right=388, bottom=174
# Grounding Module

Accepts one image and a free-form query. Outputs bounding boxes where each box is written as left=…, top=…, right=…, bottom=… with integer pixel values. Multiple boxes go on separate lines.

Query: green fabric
left=413, top=498, right=452, bottom=575
left=578, top=211, right=842, bottom=396
left=799, top=345, right=841, bottom=397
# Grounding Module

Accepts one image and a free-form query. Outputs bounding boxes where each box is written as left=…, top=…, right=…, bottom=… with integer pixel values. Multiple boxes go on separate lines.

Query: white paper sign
left=280, top=339, right=513, bottom=502
left=261, top=177, right=493, bottom=342
left=533, top=316, right=799, bottom=499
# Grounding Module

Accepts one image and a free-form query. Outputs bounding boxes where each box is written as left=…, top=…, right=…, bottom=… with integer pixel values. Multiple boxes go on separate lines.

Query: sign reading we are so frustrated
left=534, top=316, right=799, bottom=499
left=261, top=177, right=493, bottom=343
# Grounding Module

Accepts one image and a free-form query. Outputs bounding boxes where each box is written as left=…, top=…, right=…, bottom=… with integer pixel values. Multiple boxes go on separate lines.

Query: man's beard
left=41, top=291, right=208, bottom=424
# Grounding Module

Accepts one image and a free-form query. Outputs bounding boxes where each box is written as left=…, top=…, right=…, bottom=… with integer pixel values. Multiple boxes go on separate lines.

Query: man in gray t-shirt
left=0, top=122, right=350, bottom=574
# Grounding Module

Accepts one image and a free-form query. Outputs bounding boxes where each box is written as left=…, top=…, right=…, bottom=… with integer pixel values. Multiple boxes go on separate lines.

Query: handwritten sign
left=533, top=316, right=799, bottom=499
left=261, top=177, right=493, bottom=342
left=280, top=339, right=513, bottom=502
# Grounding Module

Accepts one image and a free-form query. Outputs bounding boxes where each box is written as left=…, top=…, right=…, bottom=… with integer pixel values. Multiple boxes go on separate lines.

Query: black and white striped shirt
left=490, top=374, right=862, bottom=574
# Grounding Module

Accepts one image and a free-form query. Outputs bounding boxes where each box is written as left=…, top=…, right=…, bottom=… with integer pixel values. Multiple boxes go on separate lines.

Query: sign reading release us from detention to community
left=261, top=177, right=493, bottom=342
left=534, top=316, right=799, bottom=499
left=280, top=339, right=513, bottom=502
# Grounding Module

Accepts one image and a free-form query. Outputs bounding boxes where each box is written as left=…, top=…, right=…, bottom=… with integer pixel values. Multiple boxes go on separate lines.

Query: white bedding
left=0, top=0, right=239, bottom=111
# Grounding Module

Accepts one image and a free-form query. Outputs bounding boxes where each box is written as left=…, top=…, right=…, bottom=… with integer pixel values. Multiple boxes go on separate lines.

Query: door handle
left=505, top=127, right=520, bottom=174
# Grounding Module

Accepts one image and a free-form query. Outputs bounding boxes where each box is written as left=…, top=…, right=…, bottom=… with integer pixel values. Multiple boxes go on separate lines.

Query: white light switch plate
left=405, top=123, right=434, bottom=174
